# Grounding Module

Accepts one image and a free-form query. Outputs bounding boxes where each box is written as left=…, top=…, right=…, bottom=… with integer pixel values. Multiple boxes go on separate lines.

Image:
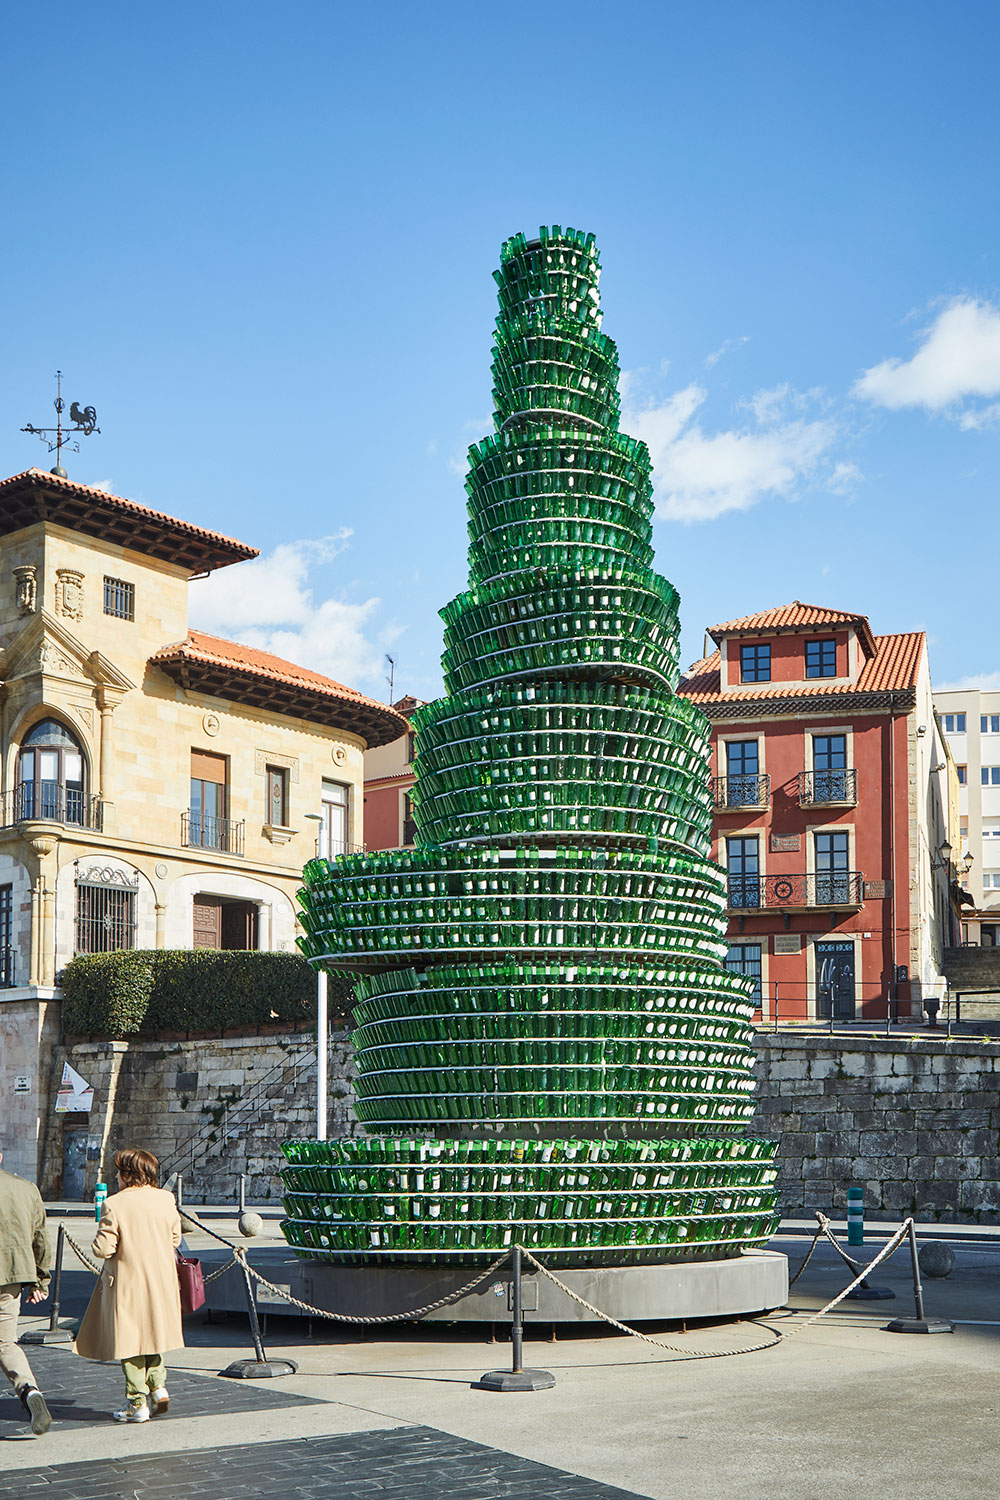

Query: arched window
left=17, top=718, right=87, bottom=825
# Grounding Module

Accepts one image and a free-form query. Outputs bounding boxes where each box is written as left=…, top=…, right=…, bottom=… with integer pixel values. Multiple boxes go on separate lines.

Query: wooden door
left=192, top=894, right=223, bottom=949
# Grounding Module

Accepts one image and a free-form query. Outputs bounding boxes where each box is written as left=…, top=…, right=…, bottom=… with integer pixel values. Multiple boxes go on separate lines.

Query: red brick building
left=676, top=602, right=953, bottom=1023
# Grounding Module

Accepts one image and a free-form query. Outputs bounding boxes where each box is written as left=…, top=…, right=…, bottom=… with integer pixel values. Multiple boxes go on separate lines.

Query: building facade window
left=17, top=718, right=87, bottom=824
left=805, top=639, right=837, bottom=678
left=982, top=871, right=1000, bottom=889
left=739, top=643, right=770, bottom=683
left=0, top=884, right=12, bottom=987
left=406, top=730, right=416, bottom=764
left=266, top=765, right=289, bottom=826
left=943, top=713, right=966, bottom=734
left=726, top=835, right=760, bottom=908
left=724, top=942, right=762, bottom=1005
left=189, top=750, right=230, bottom=849
left=402, top=791, right=416, bottom=846
left=103, top=576, right=135, bottom=620
left=812, top=733, right=849, bottom=800
left=75, top=872, right=138, bottom=954
left=982, top=767, right=1000, bottom=787
left=320, top=780, right=350, bottom=858
left=957, top=764, right=968, bottom=784
left=724, top=740, right=760, bottom=806
left=814, top=830, right=850, bottom=902
left=981, top=715, right=1000, bottom=734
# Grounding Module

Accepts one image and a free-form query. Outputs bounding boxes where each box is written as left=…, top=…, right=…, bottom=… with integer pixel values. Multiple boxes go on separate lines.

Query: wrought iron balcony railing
left=181, top=810, right=245, bottom=856
left=0, top=946, right=15, bottom=988
left=726, top=871, right=865, bottom=911
left=798, top=768, right=858, bottom=806
left=712, top=773, right=770, bottom=811
left=2, top=782, right=104, bottom=831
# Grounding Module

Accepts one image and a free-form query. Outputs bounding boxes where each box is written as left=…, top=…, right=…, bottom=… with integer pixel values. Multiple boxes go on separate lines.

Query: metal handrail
left=2, top=782, right=103, bottom=831
left=712, top=773, right=770, bottom=810
left=158, top=1051, right=306, bottom=1186
left=181, top=809, right=246, bottom=856
left=726, top=870, right=865, bottom=910
left=798, top=768, right=858, bottom=805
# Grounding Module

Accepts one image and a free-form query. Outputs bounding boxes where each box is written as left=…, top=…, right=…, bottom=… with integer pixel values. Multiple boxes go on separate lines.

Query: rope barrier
left=62, top=1204, right=915, bottom=1353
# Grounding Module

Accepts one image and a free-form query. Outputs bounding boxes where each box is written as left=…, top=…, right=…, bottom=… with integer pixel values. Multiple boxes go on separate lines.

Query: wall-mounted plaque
left=770, top=834, right=800, bottom=852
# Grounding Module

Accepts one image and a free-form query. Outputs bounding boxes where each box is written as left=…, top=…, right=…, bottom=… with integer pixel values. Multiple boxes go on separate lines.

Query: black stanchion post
left=474, top=1248, right=555, bottom=1391
left=21, top=1224, right=74, bottom=1344
left=886, top=1222, right=954, bottom=1334
left=221, top=1256, right=298, bottom=1378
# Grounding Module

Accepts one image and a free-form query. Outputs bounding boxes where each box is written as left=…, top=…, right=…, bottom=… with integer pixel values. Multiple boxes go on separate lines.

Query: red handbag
left=176, top=1251, right=206, bottom=1314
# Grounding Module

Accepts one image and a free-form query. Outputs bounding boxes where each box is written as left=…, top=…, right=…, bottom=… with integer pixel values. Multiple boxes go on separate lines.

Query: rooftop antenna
left=385, top=654, right=396, bottom=703
left=21, top=370, right=100, bottom=478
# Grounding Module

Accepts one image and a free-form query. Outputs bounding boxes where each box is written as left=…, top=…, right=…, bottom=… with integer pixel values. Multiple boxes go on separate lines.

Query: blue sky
left=4, top=2, right=999, bottom=700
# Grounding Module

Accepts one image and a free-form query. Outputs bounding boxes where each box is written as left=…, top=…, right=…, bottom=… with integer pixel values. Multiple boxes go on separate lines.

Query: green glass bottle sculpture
left=283, top=227, right=780, bottom=1266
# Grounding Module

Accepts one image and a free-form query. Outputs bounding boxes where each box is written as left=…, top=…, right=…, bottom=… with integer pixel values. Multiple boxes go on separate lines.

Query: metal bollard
left=847, top=1187, right=864, bottom=1246
left=886, top=1222, right=955, bottom=1334
left=238, top=1174, right=247, bottom=1214
left=221, top=1255, right=298, bottom=1379
left=475, top=1247, right=555, bottom=1391
left=21, top=1224, right=74, bottom=1344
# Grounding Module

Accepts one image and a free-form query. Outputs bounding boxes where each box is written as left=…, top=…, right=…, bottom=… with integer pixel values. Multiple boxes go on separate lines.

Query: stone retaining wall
left=42, top=1028, right=1000, bottom=1222
left=748, top=1032, right=1000, bottom=1223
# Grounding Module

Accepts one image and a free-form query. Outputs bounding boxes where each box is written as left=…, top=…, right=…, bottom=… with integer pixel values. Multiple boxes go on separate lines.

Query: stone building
left=0, top=466, right=404, bottom=1181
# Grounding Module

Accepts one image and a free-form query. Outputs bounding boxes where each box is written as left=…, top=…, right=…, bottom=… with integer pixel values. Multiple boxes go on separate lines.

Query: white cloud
left=854, top=297, right=1000, bottom=419
left=705, top=336, right=750, bottom=369
left=827, top=461, right=863, bottom=495
left=935, top=671, right=1000, bottom=693
left=623, top=381, right=837, bottom=522
left=189, top=534, right=396, bottom=691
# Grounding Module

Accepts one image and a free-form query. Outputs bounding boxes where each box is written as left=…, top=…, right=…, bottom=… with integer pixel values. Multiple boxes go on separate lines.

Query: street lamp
left=303, top=814, right=327, bottom=1140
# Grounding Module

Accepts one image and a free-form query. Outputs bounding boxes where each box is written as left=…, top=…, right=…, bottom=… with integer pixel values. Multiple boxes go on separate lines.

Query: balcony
left=798, top=768, right=858, bottom=807
left=181, top=810, right=245, bottom=857
left=1, top=782, right=103, bottom=832
left=712, top=773, right=770, bottom=811
left=726, top=871, right=865, bottom=911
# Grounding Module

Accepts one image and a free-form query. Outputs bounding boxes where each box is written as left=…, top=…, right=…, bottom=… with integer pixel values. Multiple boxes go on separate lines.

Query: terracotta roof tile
left=677, top=632, right=925, bottom=708
left=0, top=468, right=257, bottom=573
left=150, top=630, right=407, bottom=747
left=708, top=600, right=877, bottom=658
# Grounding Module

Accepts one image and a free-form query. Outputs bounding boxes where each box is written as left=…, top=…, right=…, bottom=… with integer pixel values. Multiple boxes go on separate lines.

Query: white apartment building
left=933, top=686, right=1000, bottom=945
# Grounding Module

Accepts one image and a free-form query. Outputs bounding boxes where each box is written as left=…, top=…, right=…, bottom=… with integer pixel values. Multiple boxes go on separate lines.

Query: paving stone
left=0, top=1427, right=654, bottom=1500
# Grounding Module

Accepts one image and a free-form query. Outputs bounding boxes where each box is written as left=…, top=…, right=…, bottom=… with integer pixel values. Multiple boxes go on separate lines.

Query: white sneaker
left=149, top=1387, right=169, bottom=1415
left=113, top=1400, right=150, bottom=1423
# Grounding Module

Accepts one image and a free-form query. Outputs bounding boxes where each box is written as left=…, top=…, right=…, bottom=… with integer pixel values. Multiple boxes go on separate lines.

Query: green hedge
left=60, top=950, right=357, bottom=1039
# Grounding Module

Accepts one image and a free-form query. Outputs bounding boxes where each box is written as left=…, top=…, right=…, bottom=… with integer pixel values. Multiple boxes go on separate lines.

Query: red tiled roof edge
left=0, top=468, right=258, bottom=563
left=707, top=600, right=877, bottom=658
left=676, top=631, right=925, bottom=710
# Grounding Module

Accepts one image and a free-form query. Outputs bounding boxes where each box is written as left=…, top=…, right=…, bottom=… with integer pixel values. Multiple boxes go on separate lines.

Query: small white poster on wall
left=55, top=1062, right=94, bottom=1113
left=13, top=1074, right=30, bottom=1094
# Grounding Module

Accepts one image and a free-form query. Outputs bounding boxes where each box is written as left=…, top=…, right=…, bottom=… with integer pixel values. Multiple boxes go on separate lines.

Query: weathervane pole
left=21, top=371, right=100, bottom=477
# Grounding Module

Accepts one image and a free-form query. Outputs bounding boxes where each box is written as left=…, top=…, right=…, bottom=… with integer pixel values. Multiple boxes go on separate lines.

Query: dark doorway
left=193, top=894, right=258, bottom=950
left=816, top=940, right=855, bottom=1019
left=63, top=1128, right=87, bottom=1199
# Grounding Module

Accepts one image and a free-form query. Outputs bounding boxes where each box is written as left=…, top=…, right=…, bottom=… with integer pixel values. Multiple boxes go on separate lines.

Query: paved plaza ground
left=3, top=1216, right=998, bottom=1499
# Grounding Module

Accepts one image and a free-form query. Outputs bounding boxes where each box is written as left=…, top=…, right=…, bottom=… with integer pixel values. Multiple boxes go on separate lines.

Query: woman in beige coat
left=75, top=1147, right=183, bottom=1423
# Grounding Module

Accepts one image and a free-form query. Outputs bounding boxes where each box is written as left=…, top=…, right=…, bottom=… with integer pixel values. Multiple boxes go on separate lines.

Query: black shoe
left=17, top=1386, right=51, bottom=1436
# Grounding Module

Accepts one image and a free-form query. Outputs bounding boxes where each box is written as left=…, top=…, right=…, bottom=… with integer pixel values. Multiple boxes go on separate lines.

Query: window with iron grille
left=103, top=577, right=135, bottom=620
left=0, top=884, right=13, bottom=987
left=75, top=871, right=138, bottom=954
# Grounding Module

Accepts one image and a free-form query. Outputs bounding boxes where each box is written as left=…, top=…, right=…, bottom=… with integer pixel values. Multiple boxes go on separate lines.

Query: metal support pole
left=317, top=969, right=328, bottom=1141
left=886, top=1222, right=954, bottom=1334
left=474, top=1249, right=555, bottom=1391
left=176, top=1175, right=183, bottom=1216
left=221, top=1256, right=298, bottom=1378
left=773, top=982, right=778, bottom=1034
left=21, top=1224, right=73, bottom=1344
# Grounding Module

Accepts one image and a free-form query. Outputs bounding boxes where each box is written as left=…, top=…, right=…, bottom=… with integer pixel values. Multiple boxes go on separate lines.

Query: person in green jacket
left=0, top=1152, right=52, bottom=1435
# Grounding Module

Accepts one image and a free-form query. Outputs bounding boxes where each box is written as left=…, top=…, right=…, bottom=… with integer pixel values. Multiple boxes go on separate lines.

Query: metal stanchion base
left=847, top=1287, right=895, bottom=1301
left=885, top=1317, right=954, bottom=1334
left=20, top=1326, right=75, bottom=1345
left=474, top=1368, right=556, bottom=1392
left=221, top=1358, right=299, bottom=1379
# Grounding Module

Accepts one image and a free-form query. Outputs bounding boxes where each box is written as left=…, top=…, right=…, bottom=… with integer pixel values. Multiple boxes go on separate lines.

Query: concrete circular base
left=207, top=1249, right=788, bottom=1325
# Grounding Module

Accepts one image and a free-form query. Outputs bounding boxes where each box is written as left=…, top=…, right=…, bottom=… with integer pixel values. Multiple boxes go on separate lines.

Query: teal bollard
left=94, top=1182, right=107, bottom=1223
left=847, top=1186, right=864, bottom=1246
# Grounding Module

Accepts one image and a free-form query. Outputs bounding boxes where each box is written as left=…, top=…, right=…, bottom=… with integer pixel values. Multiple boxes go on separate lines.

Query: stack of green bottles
left=287, top=225, right=779, bottom=1269
left=280, top=1135, right=780, bottom=1266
